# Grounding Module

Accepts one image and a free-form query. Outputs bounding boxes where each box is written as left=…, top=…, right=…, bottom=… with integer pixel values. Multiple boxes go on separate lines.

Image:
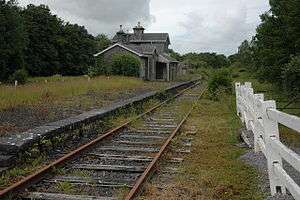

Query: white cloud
left=18, top=0, right=152, bottom=36
left=18, top=0, right=269, bottom=55
left=150, top=0, right=270, bottom=55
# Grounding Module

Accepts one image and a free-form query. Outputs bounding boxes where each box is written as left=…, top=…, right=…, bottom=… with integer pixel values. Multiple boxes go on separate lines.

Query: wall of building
left=170, top=63, right=179, bottom=81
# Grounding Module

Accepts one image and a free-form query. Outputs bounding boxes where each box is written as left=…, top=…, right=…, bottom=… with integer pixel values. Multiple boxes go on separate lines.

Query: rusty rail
left=0, top=81, right=201, bottom=199
left=124, top=88, right=206, bottom=200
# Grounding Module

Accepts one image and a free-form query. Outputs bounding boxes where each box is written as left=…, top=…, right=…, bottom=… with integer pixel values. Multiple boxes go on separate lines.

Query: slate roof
left=112, top=33, right=170, bottom=43
left=123, top=44, right=156, bottom=55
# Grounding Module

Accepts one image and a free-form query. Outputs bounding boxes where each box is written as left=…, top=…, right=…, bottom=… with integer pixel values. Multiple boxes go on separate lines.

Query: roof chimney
left=116, top=24, right=127, bottom=43
left=118, top=25, right=124, bottom=33
left=133, top=21, right=145, bottom=40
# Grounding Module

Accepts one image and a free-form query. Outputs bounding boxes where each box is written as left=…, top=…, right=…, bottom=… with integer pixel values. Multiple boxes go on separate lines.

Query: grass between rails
left=140, top=92, right=264, bottom=200
left=0, top=75, right=172, bottom=111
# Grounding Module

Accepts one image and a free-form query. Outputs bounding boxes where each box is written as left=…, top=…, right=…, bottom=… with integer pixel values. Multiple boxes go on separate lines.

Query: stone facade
left=94, top=23, right=179, bottom=81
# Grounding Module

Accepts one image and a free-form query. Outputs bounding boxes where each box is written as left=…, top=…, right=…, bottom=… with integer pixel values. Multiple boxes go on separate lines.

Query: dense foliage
left=111, top=53, right=140, bottom=77
left=0, top=1, right=105, bottom=82
left=169, top=49, right=230, bottom=69
left=208, top=69, right=232, bottom=100
left=232, top=0, right=300, bottom=94
left=0, top=0, right=26, bottom=82
left=95, top=34, right=111, bottom=52
left=282, top=56, right=300, bottom=94
left=89, top=53, right=140, bottom=77
left=88, top=56, right=108, bottom=77
left=182, top=52, right=229, bottom=69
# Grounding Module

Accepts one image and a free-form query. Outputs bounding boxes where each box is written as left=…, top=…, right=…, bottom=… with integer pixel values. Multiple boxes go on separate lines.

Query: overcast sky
left=18, top=0, right=270, bottom=55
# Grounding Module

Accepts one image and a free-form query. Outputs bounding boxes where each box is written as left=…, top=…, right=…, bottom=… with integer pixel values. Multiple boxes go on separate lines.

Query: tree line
left=231, top=0, right=300, bottom=95
left=169, top=49, right=230, bottom=69
left=0, top=0, right=111, bottom=83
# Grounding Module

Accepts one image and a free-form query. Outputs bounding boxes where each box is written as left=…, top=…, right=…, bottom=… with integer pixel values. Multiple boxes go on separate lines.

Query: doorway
left=156, top=62, right=166, bottom=80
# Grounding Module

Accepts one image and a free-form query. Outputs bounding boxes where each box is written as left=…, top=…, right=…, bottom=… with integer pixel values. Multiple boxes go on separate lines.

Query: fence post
left=253, top=94, right=264, bottom=153
left=235, top=83, right=241, bottom=117
left=240, top=85, right=246, bottom=123
left=260, top=100, right=286, bottom=195
left=245, top=86, right=254, bottom=131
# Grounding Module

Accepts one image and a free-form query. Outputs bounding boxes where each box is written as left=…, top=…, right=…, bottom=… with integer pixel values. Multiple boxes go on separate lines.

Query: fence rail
left=235, top=82, right=300, bottom=199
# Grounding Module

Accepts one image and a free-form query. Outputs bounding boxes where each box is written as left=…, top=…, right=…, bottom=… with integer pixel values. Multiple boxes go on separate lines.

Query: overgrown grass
left=55, top=181, right=74, bottom=194
left=0, top=156, right=46, bottom=188
left=0, top=75, right=171, bottom=110
left=140, top=92, right=264, bottom=200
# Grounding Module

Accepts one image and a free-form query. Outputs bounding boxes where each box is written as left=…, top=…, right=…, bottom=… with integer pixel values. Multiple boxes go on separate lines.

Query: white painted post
left=260, top=100, right=286, bottom=195
left=253, top=94, right=264, bottom=152
left=240, top=84, right=246, bottom=123
left=235, top=83, right=241, bottom=117
left=245, top=86, right=254, bottom=131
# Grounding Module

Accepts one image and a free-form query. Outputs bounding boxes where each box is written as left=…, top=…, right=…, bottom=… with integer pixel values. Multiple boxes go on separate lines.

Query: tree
left=251, top=0, right=300, bottom=85
left=21, top=4, right=62, bottom=76
left=95, top=34, right=111, bottom=52
left=58, top=23, right=97, bottom=75
left=0, top=0, right=26, bottom=82
left=111, top=53, right=140, bottom=77
left=237, top=40, right=253, bottom=67
left=182, top=52, right=229, bottom=69
left=169, top=49, right=182, bottom=61
left=21, top=4, right=97, bottom=77
left=282, top=56, right=300, bottom=94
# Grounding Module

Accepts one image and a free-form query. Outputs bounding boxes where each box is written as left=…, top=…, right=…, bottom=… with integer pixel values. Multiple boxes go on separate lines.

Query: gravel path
left=239, top=128, right=299, bottom=200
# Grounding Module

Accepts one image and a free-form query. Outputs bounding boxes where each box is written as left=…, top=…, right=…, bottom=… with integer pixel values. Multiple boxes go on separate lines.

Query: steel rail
left=0, top=81, right=200, bottom=199
left=124, top=87, right=206, bottom=200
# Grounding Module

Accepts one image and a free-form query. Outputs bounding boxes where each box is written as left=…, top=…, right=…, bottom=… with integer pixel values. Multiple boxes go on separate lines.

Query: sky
left=18, top=0, right=270, bottom=55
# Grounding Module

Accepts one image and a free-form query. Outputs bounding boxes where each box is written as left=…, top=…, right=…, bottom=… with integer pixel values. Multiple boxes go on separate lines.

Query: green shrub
left=282, top=56, right=300, bottom=94
left=208, top=69, right=232, bottom=100
left=88, top=56, right=110, bottom=77
left=111, top=53, right=140, bottom=77
left=9, top=69, right=28, bottom=84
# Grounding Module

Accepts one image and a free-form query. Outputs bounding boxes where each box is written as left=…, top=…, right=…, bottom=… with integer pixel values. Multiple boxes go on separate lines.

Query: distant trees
left=95, top=34, right=111, bottom=52
left=169, top=49, right=230, bottom=69
left=0, top=1, right=102, bottom=83
left=57, top=23, right=97, bottom=76
left=169, top=49, right=183, bottom=62
left=231, top=0, right=300, bottom=94
left=0, top=0, right=26, bottom=82
left=21, top=4, right=62, bottom=76
left=182, top=52, right=230, bottom=69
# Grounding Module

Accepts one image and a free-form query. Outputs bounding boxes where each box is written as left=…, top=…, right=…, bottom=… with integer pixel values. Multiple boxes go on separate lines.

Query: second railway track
left=0, top=82, right=205, bottom=200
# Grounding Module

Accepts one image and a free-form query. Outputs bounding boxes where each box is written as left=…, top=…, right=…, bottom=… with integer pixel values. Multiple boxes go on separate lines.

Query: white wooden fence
left=235, top=82, right=300, bottom=199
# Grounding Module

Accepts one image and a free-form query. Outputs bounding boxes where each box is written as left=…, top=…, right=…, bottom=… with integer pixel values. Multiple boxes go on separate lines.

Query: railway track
left=0, top=82, right=205, bottom=200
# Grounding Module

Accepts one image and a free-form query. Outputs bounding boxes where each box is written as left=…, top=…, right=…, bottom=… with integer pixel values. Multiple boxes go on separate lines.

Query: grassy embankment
left=0, top=76, right=172, bottom=111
